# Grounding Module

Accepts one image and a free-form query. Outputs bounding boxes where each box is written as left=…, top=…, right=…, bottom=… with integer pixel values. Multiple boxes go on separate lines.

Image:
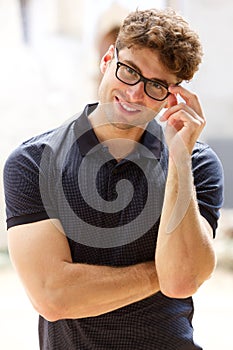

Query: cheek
left=148, top=100, right=167, bottom=116
left=97, top=80, right=106, bottom=102
left=99, top=68, right=118, bottom=94
left=97, top=73, right=113, bottom=101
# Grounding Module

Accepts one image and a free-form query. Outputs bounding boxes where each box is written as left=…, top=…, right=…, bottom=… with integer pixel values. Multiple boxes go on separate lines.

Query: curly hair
left=115, top=8, right=203, bottom=81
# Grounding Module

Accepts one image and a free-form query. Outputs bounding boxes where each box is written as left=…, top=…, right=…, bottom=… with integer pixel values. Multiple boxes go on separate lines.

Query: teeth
left=120, top=102, right=137, bottom=112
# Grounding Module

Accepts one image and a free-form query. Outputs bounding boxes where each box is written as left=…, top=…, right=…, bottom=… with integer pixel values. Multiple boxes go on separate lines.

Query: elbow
left=160, top=278, right=199, bottom=299
left=32, top=297, right=63, bottom=322
left=31, top=284, right=94, bottom=321
left=157, top=256, right=216, bottom=299
left=159, top=268, right=215, bottom=299
left=39, top=306, right=63, bottom=323
left=30, top=287, right=67, bottom=322
left=156, top=266, right=200, bottom=298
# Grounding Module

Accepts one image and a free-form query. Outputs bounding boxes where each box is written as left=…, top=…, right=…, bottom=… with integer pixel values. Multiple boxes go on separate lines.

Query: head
left=115, top=8, right=203, bottom=81
left=96, top=8, right=203, bottom=131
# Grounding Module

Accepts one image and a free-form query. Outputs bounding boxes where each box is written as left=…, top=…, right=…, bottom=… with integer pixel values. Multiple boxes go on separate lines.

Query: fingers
left=161, top=102, right=203, bottom=124
left=160, top=85, right=206, bottom=155
left=160, top=85, right=205, bottom=125
left=168, top=85, right=205, bottom=120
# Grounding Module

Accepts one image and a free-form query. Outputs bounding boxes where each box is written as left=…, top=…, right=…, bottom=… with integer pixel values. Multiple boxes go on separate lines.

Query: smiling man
left=4, top=8, right=223, bottom=350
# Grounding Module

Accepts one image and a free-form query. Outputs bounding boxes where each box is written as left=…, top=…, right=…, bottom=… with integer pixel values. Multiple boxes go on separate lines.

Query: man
left=4, top=8, right=223, bottom=350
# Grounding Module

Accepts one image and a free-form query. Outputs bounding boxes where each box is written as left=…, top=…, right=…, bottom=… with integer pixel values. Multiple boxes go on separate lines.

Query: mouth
left=115, top=97, right=141, bottom=113
left=111, top=96, right=153, bottom=127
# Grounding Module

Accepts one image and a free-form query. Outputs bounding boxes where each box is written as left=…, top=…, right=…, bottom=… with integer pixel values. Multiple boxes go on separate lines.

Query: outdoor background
left=0, top=0, right=232, bottom=349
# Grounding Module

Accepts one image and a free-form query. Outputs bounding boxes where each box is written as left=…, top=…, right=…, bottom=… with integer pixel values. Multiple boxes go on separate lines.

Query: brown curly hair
left=115, top=8, right=203, bottom=81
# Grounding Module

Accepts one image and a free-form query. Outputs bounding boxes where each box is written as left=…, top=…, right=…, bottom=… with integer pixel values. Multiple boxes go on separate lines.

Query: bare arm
left=156, top=86, right=216, bottom=299
left=8, top=219, right=159, bottom=321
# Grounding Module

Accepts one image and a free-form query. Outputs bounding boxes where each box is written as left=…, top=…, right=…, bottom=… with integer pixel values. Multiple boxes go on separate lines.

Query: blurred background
left=0, top=0, right=232, bottom=349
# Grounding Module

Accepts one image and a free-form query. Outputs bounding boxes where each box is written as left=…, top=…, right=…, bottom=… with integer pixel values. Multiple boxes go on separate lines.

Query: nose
left=125, top=81, right=145, bottom=102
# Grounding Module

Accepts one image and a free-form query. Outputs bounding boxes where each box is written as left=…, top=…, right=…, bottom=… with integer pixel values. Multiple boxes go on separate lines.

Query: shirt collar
left=74, top=103, right=164, bottom=159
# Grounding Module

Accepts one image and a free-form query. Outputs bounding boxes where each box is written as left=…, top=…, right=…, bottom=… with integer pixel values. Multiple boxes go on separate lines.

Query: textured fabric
left=4, top=103, right=224, bottom=349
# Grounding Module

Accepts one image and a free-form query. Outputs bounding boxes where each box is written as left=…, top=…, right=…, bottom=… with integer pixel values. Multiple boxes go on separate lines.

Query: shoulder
left=192, top=141, right=224, bottom=174
left=192, top=141, right=224, bottom=235
left=192, top=140, right=219, bottom=157
left=192, top=140, right=224, bottom=190
left=4, top=117, right=79, bottom=173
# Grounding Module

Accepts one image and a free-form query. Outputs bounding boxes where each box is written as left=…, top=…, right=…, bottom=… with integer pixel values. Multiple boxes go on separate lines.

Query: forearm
left=40, top=260, right=159, bottom=321
left=8, top=220, right=159, bottom=322
left=155, top=155, right=216, bottom=298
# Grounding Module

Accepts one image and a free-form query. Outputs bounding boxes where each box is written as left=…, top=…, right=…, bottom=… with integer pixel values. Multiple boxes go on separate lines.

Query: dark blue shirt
left=4, top=103, right=224, bottom=349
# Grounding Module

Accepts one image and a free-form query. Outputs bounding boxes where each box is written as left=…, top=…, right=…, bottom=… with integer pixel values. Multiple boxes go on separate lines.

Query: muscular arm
left=156, top=154, right=216, bottom=298
left=8, top=219, right=159, bottom=321
left=156, top=86, right=217, bottom=299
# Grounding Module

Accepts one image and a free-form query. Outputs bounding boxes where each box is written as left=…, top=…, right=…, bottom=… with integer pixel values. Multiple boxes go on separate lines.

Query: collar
left=74, top=103, right=164, bottom=159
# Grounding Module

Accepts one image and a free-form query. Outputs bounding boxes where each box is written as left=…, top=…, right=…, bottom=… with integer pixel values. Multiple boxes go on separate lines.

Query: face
left=97, top=45, right=179, bottom=130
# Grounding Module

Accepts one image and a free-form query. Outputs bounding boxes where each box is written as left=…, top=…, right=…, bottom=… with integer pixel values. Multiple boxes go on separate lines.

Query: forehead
left=117, top=47, right=178, bottom=85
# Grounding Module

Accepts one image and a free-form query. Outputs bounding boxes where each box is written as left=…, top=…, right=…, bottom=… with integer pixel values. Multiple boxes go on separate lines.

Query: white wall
left=180, top=0, right=233, bottom=207
left=181, top=0, right=233, bottom=139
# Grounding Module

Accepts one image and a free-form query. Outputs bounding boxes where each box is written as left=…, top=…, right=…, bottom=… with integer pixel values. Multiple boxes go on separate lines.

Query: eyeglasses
left=115, top=48, right=171, bottom=101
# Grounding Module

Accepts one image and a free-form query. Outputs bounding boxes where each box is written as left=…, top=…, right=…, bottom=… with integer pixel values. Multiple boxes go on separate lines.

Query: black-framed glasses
left=114, top=48, right=171, bottom=101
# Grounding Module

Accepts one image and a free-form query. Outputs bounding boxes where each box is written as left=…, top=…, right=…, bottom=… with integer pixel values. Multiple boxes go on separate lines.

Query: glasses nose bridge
left=126, top=75, right=145, bottom=100
left=137, top=73, right=151, bottom=95
left=136, top=74, right=149, bottom=96
left=137, top=73, right=147, bottom=86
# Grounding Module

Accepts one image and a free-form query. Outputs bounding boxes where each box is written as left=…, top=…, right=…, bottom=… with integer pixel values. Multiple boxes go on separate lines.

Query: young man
left=4, top=8, right=223, bottom=350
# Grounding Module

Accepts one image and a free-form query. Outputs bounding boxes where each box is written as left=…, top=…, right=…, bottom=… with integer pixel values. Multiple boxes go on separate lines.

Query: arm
left=8, top=219, right=159, bottom=321
left=156, top=86, right=217, bottom=299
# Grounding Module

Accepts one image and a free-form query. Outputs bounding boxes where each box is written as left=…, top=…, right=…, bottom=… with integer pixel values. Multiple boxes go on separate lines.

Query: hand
left=160, top=85, right=206, bottom=158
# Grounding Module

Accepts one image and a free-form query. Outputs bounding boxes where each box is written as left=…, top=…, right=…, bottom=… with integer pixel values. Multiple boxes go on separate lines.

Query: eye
left=149, top=80, right=164, bottom=90
left=124, top=65, right=138, bottom=78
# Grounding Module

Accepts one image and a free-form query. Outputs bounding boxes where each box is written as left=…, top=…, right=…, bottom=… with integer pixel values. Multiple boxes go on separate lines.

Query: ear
left=100, top=45, right=115, bottom=74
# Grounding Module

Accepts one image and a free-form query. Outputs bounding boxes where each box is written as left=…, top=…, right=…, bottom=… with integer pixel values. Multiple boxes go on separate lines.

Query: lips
left=116, top=97, right=140, bottom=113
left=120, top=101, right=138, bottom=112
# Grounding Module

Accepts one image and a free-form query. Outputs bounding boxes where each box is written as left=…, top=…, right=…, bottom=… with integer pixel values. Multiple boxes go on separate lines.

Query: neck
left=88, top=106, right=147, bottom=142
left=88, top=106, right=147, bottom=161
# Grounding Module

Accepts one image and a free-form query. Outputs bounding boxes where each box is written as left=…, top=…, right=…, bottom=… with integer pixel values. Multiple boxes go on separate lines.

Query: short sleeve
left=192, top=142, right=224, bottom=237
left=3, top=142, right=50, bottom=229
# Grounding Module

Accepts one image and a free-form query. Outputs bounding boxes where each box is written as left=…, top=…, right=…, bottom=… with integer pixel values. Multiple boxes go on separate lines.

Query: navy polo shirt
left=4, top=103, right=224, bottom=349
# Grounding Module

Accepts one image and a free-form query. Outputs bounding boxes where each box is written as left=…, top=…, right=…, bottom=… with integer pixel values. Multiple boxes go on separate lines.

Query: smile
left=119, top=101, right=139, bottom=113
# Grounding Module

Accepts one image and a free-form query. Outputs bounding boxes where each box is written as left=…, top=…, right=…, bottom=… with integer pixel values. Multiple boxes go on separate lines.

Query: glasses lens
left=117, top=64, right=140, bottom=85
left=145, top=81, right=168, bottom=100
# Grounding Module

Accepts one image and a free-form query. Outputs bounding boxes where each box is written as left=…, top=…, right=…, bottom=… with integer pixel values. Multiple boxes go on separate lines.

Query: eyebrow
left=123, top=58, right=170, bottom=87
